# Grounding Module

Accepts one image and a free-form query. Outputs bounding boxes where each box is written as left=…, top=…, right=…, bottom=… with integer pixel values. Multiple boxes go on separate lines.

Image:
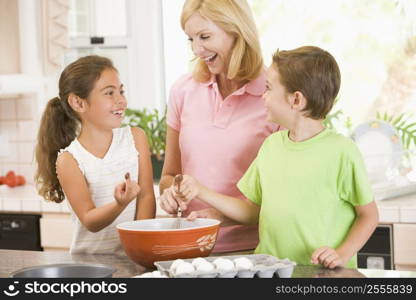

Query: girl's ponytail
left=35, top=96, right=79, bottom=203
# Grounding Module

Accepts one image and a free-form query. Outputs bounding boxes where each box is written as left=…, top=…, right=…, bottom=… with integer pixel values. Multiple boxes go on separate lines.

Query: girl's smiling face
left=83, top=68, right=127, bottom=130
left=184, top=12, right=235, bottom=76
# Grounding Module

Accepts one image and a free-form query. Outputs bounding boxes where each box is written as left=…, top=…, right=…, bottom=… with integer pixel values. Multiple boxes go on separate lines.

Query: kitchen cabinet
left=376, top=193, right=416, bottom=271
left=40, top=213, right=73, bottom=251
left=393, top=224, right=416, bottom=271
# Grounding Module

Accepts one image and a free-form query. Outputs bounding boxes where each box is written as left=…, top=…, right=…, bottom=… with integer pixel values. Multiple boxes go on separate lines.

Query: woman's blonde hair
left=181, top=0, right=263, bottom=82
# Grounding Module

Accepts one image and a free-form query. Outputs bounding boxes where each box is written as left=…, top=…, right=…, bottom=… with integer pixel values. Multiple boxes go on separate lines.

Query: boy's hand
left=159, top=186, right=181, bottom=214
left=311, top=246, right=346, bottom=269
left=186, top=207, right=235, bottom=226
left=114, top=172, right=141, bottom=206
left=173, top=174, right=203, bottom=210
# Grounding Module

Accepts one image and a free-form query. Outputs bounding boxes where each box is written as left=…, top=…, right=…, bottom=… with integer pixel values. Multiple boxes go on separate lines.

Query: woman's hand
left=311, top=246, right=347, bottom=269
left=173, top=174, right=204, bottom=209
left=186, top=207, right=237, bottom=227
left=159, top=185, right=181, bottom=214
left=114, top=173, right=141, bottom=207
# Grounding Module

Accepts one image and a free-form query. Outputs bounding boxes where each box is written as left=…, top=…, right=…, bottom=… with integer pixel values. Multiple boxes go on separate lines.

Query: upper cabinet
left=0, top=0, right=20, bottom=74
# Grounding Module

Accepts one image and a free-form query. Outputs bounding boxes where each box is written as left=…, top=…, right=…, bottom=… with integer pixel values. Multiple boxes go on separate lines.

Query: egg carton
left=154, top=254, right=296, bottom=278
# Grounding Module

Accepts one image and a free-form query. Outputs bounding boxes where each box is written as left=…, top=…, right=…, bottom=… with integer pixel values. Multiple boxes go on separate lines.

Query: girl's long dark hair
left=35, top=55, right=115, bottom=203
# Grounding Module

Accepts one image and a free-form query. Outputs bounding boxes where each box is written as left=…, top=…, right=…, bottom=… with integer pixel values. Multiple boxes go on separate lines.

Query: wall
left=0, top=0, right=42, bottom=182
left=0, top=94, right=38, bottom=183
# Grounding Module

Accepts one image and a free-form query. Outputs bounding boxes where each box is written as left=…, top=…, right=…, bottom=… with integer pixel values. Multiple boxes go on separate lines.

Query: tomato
left=6, top=170, right=16, bottom=179
left=16, top=175, right=26, bottom=186
left=0, top=176, right=5, bottom=185
left=5, top=176, right=17, bottom=188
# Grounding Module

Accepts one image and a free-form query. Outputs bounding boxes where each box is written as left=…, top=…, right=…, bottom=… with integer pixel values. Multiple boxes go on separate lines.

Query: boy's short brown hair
left=272, top=46, right=341, bottom=119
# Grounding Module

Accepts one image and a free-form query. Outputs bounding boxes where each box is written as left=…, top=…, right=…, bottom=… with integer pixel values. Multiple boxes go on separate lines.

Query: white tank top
left=58, top=126, right=138, bottom=255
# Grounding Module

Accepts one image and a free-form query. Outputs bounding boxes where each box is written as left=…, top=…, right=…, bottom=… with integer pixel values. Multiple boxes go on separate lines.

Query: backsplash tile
left=17, top=95, right=36, bottom=120
left=0, top=163, right=20, bottom=176
left=18, top=142, right=35, bottom=163
left=1, top=142, right=18, bottom=163
left=0, top=96, right=38, bottom=183
left=17, top=120, right=38, bottom=142
left=19, top=163, right=36, bottom=185
left=0, top=121, right=18, bottom=142
left=0, top=98, right=16, bottom=120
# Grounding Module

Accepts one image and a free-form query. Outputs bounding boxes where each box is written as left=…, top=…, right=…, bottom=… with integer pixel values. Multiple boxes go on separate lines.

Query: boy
left=176, top=46, right=379, bottom=268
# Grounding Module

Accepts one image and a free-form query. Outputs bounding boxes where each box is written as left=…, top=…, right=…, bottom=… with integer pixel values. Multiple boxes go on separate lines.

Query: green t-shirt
left=237, top=128, right=373, bottom=268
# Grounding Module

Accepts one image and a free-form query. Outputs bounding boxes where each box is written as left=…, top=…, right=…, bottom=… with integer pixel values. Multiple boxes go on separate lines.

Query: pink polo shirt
left=167, top=71, right=279, bottom=252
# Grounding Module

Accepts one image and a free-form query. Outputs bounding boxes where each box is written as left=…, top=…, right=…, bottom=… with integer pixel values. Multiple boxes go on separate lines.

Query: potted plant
left=123, top=107, right=167, bottom=180
left=376, top=112, right=416, bottom=150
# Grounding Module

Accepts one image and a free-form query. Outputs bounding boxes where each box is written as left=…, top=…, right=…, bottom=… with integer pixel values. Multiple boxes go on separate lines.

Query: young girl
left=174, top=46, right=379, bottom=269
left=35, top=55, right=155, bottom=254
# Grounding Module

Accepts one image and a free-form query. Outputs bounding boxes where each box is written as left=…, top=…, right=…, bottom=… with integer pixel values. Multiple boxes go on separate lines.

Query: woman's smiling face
left=184, top=12, right=235, bottom=76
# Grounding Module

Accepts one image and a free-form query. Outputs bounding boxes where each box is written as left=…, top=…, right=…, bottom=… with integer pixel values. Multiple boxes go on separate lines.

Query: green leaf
left=376, top=111, right=416, bottom=151
left=392, top=113, right=405, bottom=126
left=122, top=106, right=167, bottom=156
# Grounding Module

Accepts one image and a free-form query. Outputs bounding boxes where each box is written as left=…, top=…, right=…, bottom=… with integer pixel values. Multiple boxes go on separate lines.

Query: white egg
left=175, top=262, right=195, bottom=276
left=135, top=272, right=153, bottom=278
left=192, top=257, right=208, bottom=268
left=213, top=258, right=235, bottom=272
left=151, top=271, right=168, bottom=278
left=196, top=260, right=214, bottom=272
left=170, top=259, right=185, bottom=273
left=234, top=257, right=253, bottom=270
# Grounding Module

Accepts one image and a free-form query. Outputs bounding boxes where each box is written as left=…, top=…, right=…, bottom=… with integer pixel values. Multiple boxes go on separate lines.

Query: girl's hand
left=187, top=207, right=236, bottom=227
left=311, top=246, right=346, bottom=269
left=159, top=185, right=181, bottom=214
left=173, top=175, right=203, bottom=209
left=114, top=172, right=141, bottom=206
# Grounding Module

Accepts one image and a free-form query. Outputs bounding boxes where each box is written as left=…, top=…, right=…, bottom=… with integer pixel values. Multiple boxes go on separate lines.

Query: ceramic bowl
left=11, top=263, right=116, bottom=278
left=117, top=218, right=220, bottom=268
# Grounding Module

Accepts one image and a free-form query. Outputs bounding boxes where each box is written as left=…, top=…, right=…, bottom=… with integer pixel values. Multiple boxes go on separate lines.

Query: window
left=161, top=0, right=416, bottom=127
left=66, top=0, right=166, bottom=111
left=249, top=0, right=416, bottom=126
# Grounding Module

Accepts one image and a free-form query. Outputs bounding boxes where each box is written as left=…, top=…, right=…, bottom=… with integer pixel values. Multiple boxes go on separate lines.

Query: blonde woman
left=159, top=0, right=280, bottom=254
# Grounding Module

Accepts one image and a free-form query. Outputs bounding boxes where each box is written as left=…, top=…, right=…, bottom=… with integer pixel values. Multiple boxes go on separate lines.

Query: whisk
left=173, top=174, right=183, bottom=229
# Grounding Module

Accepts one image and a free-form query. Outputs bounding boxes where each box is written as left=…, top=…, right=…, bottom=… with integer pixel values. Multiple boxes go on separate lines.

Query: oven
left=357, top=224, right=393, bottom=270
left=0, top=213, right=43, bottom=251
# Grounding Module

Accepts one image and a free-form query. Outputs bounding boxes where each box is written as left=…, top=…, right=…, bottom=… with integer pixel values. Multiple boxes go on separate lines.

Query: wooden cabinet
left=394, top=224, right=416, bottom=270
left=40, top=213, right=74, bottom=251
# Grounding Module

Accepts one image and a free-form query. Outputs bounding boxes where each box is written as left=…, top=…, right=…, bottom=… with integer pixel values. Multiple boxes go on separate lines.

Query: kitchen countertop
left=1, top=250, right=416, bottom=278
left=376, top=193, right=416, bottom=223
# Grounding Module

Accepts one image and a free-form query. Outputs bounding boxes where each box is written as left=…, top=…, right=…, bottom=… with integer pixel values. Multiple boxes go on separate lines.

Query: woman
left=159, top=0, right=280, bottom=254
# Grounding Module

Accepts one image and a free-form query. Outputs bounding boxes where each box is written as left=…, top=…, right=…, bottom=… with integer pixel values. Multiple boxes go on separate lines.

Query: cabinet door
left=393, top=224, right=416, bottom=269
left=40, top=213, right=74, bottom=250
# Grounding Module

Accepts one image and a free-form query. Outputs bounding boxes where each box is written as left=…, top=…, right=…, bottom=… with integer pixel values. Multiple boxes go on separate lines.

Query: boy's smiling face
left=263, top=64, right=294, bottom=126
